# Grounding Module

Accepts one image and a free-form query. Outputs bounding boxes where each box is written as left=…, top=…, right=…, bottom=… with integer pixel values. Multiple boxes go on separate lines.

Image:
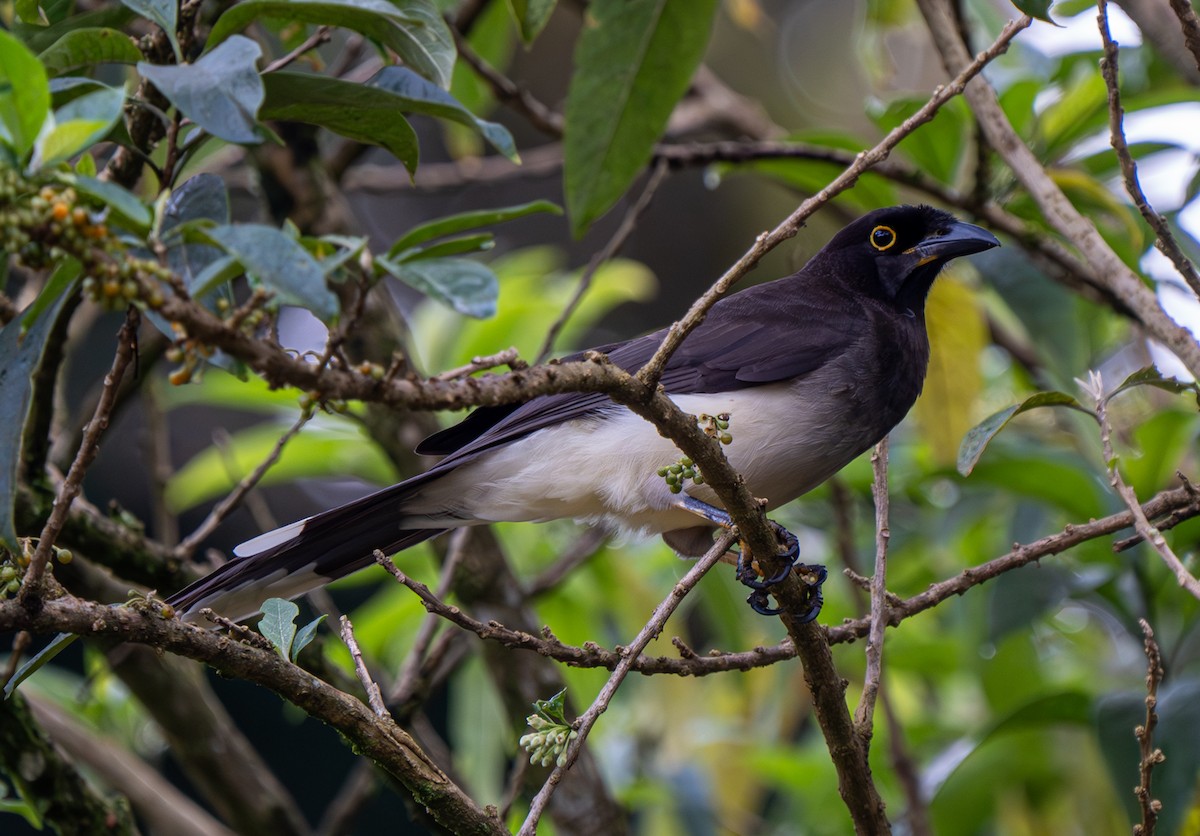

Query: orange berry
left=51, top=202, right=69, bottom=221
left=71, top=207, right=88, bottom=226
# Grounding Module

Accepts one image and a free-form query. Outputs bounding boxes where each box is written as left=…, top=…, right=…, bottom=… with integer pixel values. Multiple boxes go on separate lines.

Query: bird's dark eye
left=870, top=225, right=897, bottom=251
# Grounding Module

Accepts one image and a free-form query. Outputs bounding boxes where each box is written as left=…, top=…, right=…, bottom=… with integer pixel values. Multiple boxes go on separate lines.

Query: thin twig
left=450, top=25, right=564, bottom=137
left=1098, top=0, right=1200, bottom=298
left=1090, top=372, right=1200, bottom=600
left=386, top=529, right=470, bottom=705
left=263, top=25, right=333, bottom=74
left=517, top=532, right=735, bottom=836
left=432, top=348, right=526, bottom=381
left=854, top=437, right=890, bottom=737
left=537, top=159, right=670, bottom=363
left=173, top=406, right=315, bottom=560
left=1133, top=618, right=1166, bottom=835
left=339, top=615, right=388, bottom=718
left=20, top=309, right=140, bottom=604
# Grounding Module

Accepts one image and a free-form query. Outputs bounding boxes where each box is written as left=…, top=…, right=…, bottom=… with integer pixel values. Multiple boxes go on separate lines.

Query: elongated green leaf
left=259, top=597, right=299, bottom=657
left=377, top=256, right=498, bottom=319
left=957, top=391, right=1089, bottom=477
left=1106, top=365, right=1199, bottom=402
left=3, top=633, right=80, bottom=699
left=388, top=199, right=561, bottom=256
left=291, top=614, right=327, bottom=661
left=38, top=28, right=142, bottom=77
left=32, top=84, right=125, bottom=170
left=368, top=66, right=517, bottom=161
left=0, top=291, right=74, bottom=550
left=395, top=233, right=495, bottom=263
left=564, top=0, right=718, bottom=236
left=0, top=28, right=51, bottom=158
left=259, top=72, right=419, bottom=175
left=203, top=224, right=338, bottom=321
left=20, top=257, right=80, bottom=334
left=138, top=36, right=264, bottom=144
left=208, top=0, right=454, bottom=89
left=507, top=0, right=556, bottom=43
left=59, top=173, right=152, bottom=232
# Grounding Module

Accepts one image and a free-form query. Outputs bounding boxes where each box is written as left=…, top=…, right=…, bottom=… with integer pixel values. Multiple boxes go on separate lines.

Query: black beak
left=907, top=220, right=1000, bottom=265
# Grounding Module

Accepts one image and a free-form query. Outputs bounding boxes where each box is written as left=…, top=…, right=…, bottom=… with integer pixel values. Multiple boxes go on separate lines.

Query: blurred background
left=6, top=0, right=1200, bottom=834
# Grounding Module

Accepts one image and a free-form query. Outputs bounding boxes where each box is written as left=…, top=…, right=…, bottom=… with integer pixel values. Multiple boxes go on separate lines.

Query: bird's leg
left=674, top=496, right=826, bottom=621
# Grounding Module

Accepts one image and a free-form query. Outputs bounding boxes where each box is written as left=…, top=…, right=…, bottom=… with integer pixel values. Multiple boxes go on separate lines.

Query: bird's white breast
left=401, top=380, right=878, bottom=538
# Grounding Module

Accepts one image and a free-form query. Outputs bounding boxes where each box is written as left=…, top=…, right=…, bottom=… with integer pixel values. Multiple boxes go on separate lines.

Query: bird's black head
left=816, top=205, right=999, bottom=313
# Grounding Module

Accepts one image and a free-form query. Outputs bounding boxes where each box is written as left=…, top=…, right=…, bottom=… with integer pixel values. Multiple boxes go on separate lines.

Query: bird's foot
left=734, top=521, right=799, bottom=589
left=745, top=564, right=827, bottom=621
left=736, top=523, right=826, bottom=622
left=673, top=496, right=828, bottom=620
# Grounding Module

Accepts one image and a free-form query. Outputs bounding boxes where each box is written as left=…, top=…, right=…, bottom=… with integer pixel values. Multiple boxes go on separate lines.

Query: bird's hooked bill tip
left=908, top=220, right=1001, bottom=265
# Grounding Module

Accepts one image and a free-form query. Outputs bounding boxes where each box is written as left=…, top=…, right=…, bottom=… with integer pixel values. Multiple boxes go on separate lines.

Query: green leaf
left=368, top=66, right=518, bottom=161
left=0, top=291, right=74, bottom=550
left=957, top=391, right=1089, bottom=477
left=564, top=0, right=718, bottom=236
left=20, top=257, right=80, bottom=333
left=3, top=633, right=80, bottom=699
left=1106, top=365, right=1199, bottom=402
left=161, top=172, right=231, bottom=233
left=37, top=27, right=142, bottom=76
left=507, top=0, right=556, bottom=43
left=533, top=687, right=569, bottom=724
left=394, top=233, right=495, bottom=262
left=15, top=0, right=46, bottom=25
left=138, top=35, right=264, bottom=144
left=1011, top=0, right=1056, bottom=24
left=208, top=0, right=455, bottom=89
left=291, top=614, right=327, bottom=661
left=0, top=28, right=51, bottom=158
left=377, top=256, right=498, bottom=319
left=203, top=224, right=338, bottom=321
left=59, top=173, right=152, bottom=233
left=388, top=199, right=561, bottom=256
left=870, top=95, right=969, bottom=186
left=120, top=0, right=180, bottom=60
left=258, top=597, right=299, bottom=657
left=259, top=72, right=419, bottom=175
left=32, top=84, right=125, bottom=170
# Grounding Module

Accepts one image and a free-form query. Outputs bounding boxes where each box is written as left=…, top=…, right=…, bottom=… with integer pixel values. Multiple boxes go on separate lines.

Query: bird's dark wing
left=416, top=280, right=861, bottom=465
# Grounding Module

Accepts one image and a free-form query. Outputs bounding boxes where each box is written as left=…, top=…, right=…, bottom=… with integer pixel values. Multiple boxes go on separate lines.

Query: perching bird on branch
left=168, top=205, right=999, bottom=624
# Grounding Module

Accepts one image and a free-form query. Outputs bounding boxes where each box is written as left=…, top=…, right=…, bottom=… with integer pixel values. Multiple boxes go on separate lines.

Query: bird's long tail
left=167, top=482, right=447, bottom=623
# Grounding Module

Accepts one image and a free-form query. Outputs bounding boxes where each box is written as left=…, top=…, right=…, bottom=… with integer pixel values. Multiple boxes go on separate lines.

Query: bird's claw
left=745, top=564, right=827, bottom=621
left=734, top=522, right=800, bottom=589
left=735, top=522, right=826, bottom=622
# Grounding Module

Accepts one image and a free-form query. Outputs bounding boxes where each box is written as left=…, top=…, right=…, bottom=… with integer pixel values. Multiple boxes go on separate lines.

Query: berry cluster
left=0, top=538, right=74, bottom=598
left=657, top=413, right=733, bottom=493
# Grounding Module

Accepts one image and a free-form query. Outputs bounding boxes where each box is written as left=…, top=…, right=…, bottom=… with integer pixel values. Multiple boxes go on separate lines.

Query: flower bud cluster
left=519, top=712, right=578, bottom=768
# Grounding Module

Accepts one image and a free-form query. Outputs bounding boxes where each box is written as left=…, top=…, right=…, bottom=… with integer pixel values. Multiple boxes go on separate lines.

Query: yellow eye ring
left=870, top=225, right=897, bottom=251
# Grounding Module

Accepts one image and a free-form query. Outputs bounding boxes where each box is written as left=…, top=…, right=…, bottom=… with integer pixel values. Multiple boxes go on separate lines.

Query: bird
left=167, top=205, right=999, bottom=624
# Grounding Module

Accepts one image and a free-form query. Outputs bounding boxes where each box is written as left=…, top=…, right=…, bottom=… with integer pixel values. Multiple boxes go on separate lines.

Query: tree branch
left=917, top=0, right=1200, bottom=378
